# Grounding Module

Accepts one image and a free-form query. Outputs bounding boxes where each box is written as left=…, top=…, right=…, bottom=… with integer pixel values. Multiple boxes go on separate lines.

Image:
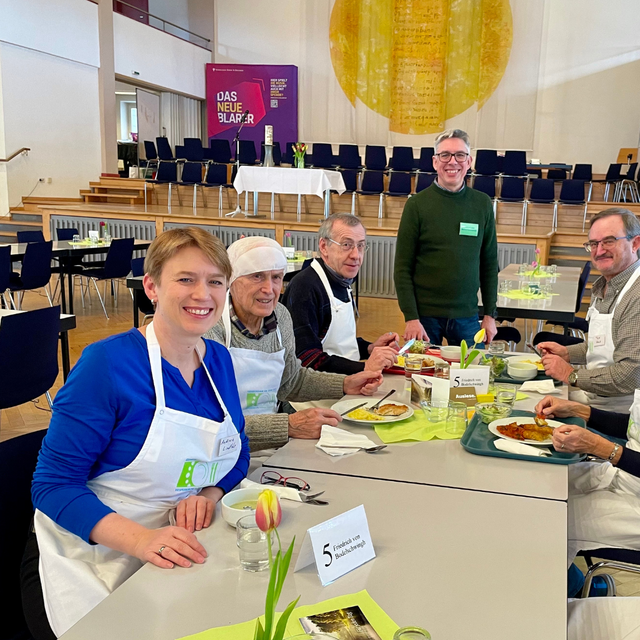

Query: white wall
left=0, top=0, right=101, bottom=214
left=114, top=12, right=210, bottom=99
left=0, top=43, right=102, bottom=209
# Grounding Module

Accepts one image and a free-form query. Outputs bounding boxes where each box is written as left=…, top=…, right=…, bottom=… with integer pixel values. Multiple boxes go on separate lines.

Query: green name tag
left=460, top=222, right=479, bottom=237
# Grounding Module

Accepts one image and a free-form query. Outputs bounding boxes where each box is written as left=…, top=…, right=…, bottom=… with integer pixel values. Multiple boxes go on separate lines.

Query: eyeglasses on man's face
left=434, top=151, right=470, bottom=163
left=328, top=238, right=369, bottom=254
left=583, top=235, right=635, bottom=252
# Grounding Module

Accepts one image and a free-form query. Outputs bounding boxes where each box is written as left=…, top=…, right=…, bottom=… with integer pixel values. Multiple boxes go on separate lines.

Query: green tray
left=461, top=409, right=587, bottom=465
left=493, top=370, right=562, bottom=385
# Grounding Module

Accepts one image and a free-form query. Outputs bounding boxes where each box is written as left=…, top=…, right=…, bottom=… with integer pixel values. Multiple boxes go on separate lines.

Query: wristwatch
left=567, top=368, right=579, bottom=385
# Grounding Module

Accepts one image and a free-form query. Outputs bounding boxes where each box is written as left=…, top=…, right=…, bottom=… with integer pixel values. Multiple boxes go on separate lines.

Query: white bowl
left=507, top=361, right=538, bottom=381
left=221, top=488, right=262, bottom=527
left=440, top=345, right=462, bottom=360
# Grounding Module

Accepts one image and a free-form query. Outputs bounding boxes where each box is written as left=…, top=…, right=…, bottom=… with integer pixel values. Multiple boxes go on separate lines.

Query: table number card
left=449, top=366, right=490, bottom=395
left=294, top=505, right=375, bottom=586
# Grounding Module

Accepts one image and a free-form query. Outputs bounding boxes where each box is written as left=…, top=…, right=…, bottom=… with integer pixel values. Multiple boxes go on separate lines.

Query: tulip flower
left=473, top=328, right=486, bottom=344
left=255, top=489, right=281, bottom=533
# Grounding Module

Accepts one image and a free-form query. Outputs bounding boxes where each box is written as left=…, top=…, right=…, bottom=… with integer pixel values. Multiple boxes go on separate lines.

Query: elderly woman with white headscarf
left=205, top=236, right=383, bottom=452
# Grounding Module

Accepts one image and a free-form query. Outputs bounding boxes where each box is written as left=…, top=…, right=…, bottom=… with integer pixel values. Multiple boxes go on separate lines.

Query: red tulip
left=255, top=489, right=281, bottom=533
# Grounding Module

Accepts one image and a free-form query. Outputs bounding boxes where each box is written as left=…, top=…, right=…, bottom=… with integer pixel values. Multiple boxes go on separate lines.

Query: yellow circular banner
left=329, top=0, right=513, bottom=134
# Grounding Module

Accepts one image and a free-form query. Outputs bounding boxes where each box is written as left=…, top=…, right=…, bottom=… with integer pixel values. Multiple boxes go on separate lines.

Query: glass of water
left=404, top=354, right=423, bottom=380
left=72, top=234, right=80, bottom=244
left=496, top=384, right=517, bottom=407
left=421, top=399, right=449, bottom=423
left=237, top=515, right=271, bottom=572
left=446, top=401, right=468, bottom=436
left=393, top=627, right=431, bottom=640
left=498, top=280, right=512, bottom=295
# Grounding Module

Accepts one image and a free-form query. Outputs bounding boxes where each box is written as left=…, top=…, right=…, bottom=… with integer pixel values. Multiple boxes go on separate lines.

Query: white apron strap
left=610, top=263, right=640, bottom=315
left=145, top=322, right=166, bottom=409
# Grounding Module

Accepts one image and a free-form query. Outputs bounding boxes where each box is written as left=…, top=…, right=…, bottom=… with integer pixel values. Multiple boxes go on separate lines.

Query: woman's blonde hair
left=144, top=227, right=231, bottom=283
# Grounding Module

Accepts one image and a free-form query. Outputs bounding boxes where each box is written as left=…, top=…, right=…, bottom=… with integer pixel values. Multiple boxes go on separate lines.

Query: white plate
left=332, top=398, right=414, bottom=424
left=488, top=416, right=562, bottom=446
left=506, top=354, right=543, bottom=369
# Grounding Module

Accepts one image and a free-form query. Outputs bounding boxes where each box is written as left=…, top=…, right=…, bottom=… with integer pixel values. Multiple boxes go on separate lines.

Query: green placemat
left=499, top=290, right=558, bottom=300
left=179, top=590, right=399, bottom=640
left=373, top=409, right=462, bottom=443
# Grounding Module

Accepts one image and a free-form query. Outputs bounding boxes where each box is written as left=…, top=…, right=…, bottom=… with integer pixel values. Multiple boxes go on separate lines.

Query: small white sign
left=88, top=230, right=99, bottom=242
left=449, top=366, right=490, bottom=395
left=293, top=505, right=375, bottom=586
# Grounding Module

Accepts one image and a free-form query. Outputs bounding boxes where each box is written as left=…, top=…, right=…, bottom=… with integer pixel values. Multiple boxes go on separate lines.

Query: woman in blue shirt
left=26, top=227, right=249, bottom=638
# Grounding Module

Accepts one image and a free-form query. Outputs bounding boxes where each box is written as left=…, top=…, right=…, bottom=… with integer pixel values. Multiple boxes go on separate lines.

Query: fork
left=299, top=491, right=328, bottom=506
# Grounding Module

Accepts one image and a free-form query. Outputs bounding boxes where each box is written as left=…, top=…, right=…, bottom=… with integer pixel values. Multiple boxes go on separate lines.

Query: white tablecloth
left=233, top=166, right=346, bottom=198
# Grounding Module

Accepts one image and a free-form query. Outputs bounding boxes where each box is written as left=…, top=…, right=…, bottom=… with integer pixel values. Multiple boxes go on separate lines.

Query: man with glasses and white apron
left=282, top=214, right=400, bottom=375
left=539, top=209, right=640, bottom=413
left=207, top=236, right=383, bottom=456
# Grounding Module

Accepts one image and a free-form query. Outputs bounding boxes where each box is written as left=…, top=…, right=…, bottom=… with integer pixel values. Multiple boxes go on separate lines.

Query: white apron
left=222, top=294, right=286, bottom=416
left=567, top=388, right=640, bottom=563
left=310, top=259, right=360, bottom=360
left=571, top=265, right=640, bottom=413
left=35, top=322, right=241, bottom=637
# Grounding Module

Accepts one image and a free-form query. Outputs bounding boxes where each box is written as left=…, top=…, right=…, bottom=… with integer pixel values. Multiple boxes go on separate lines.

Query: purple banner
left=206, top=64, right=298, bottom=153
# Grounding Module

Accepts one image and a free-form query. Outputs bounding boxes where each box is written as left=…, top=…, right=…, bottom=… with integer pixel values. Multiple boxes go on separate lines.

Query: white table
left=232, top=166, right=346, bottom=218
left=60, top=467, right=567, bottom=640
left=268, top=374, right=570, bottom=501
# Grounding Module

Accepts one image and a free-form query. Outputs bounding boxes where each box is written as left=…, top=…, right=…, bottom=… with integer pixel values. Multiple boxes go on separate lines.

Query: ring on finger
left=158, top=545, right=166, bottom=555
left=560, top=443, right=565, bottom=449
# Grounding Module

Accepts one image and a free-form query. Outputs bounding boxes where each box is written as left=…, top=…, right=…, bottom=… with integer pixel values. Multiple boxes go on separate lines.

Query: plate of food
left=387, top=354, right=447, bottom=374
left=487, top=415, right=560, bottom=446
left=332, top=398, right=414, bottom=424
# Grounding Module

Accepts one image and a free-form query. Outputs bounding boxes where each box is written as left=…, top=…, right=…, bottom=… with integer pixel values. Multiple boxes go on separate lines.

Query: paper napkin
left=494, top=439, right=552, bottom=457
left=316, top=425, right=377, bottom=456
left=239, top=479, right=302, bottom=502
left=519, top=379, right=561, bottom=395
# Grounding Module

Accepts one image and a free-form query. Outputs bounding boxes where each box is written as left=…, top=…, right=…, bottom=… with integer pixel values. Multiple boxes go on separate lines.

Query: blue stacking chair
left=156, top=136, right=175, bottom=161
left=8, top=241, right=53, bottom=308
left=547, top=166, right=567, bottom=181
left=179, top=162, right=205, bottom=210
left=524, top=179, right=556, bottom=230
left=418, top=147, right=435, bottom=173
left=364, top=145, right=387, bottom=171
left=555, top=180, right=587, bottom=230
left=310, top=143, right=336, bottom=169
left=332, top=169, right=358, bottom=215
left=389, top=147, right=415, bottom=172
left=183, top=138, right=204, bottom=162
left=237, top=140, right=258, bottom=165
left=573, top=164, right=593, bottom=201
left=357, top=170, right=386, bottom=218
left=381, top=171, right=412, bottom=217
left=472, top=176, right=497, bottom=217
left=51, top=228, right=93, bottom=306
left=593, top=163, right=622, bottom=201
left=174, top=145, right=187, bottom=162
left=0, top=244, right=10, bottom=308
left=473, top=150, right=498, bottom=177
left=16, top=230, right=45, bottom=243
left=282, top=141, right=297, bottom=166
left=336, top=144, right=362, bottom=170
left=142, top=140, right=159, bottom=178
left=79, top=238, right=135, bottom=319
left=502, top=151, right=528, bottom=178
left=0, top=428, right=48, bottom=639
left=415, top=172, right=436, bottom=193
left=145, top=161, right=178, bottom=209
left=200, top=163, right=233, bottom=211
left=130, top=256, right=154, bottom=324
left=498, top=177, right=527, bottom=229
left=205, top=139, right=232, bottom=164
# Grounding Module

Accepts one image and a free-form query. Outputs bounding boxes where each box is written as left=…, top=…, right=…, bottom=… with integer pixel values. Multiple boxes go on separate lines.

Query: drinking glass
left=422, top=399, right=449, bottom=423
left=404, top=354, right=423, bottom=380
left=496, top=384, right=517, bottom=407
left=434, top=362, right=450, bottom=379
left=488, top=341, right=506, bottom=356
left=104, top=233, right=112, bottom=245
left=72, top=234, right=80, bottom=244
left=446, top=401, right=468, bottom=435
left=236, top=515, right=270, bottom=572
left=548, top=264, right=557, bottom=274
left=517, top=263, right=529, bottom=275
left=540, top=283, right=552, bottom=297
left=498, top=280, right=512, bottom=295
left=393, top=627, right=431, bottom=640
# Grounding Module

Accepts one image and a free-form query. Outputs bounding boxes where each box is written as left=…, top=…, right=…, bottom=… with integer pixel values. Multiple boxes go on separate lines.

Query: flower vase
left=295, top=155, right=305, bottom=169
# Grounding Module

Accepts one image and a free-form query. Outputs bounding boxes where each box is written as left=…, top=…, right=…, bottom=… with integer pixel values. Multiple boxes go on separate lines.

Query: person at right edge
left=394, top=129, right=498, bottom=346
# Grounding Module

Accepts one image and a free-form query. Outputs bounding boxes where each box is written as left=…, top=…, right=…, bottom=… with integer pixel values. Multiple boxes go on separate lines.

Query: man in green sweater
left=394, top=129, right=498, bottom=346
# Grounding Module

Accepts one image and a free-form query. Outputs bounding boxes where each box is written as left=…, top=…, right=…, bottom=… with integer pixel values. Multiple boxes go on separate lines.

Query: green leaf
left=273, top=537, right=296, bottom=605
left=263, top=550, right=281, bottom=638
left=466, top=349, right=480, bottom=368
left=271, top=596, right=301, bottom=640
left=253, top=619, right=265, bottom=640
left=460, top=340, right=468, bottom=368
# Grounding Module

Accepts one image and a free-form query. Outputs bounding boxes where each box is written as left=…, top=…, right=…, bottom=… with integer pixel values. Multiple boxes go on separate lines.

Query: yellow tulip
left=474, top=328, right=486, bottom=344
left=255, top=489, right=282, bottom=533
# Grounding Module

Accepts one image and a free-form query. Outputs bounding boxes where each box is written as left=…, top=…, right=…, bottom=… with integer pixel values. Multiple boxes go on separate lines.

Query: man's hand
left=537, top=341, right=570, bottom=362
left=481, top=316, right=497, bottom=343
left=343, top=371, right=384, bottom=396
left=364, top=347, right=396, bottom=371
left=288, top=408, right=342, bottom=439
left=542, top=354, right=574, bottom=383
left=403, top=319, right=429, bottom=342
left=368, top=332, right=401, bottom=353
left=534, top=396, right=591, bottom=421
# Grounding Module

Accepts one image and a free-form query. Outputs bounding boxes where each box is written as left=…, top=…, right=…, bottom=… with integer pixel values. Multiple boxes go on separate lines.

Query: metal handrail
left=0, top=148, right=30, bottom=163
left=114, top=1, right=211, bottom=50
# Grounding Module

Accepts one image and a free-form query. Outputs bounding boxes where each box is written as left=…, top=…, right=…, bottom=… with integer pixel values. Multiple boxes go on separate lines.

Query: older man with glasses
left=394, top=128, right=498, bottom=347
left=539, top=207, right=640, bottom=412
left=283, top=213, right=400, bottom=374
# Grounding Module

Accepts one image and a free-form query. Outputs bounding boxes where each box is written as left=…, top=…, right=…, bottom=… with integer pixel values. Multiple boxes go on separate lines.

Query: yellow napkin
left=476, top=392, right=528, bottom=403
left=179, top=590, right=399, bottom=640
left=373, top=409, right=462, bottom=443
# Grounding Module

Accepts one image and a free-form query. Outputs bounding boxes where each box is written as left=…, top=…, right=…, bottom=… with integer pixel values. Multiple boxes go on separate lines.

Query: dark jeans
left=420, top=316, right=482, bottom=347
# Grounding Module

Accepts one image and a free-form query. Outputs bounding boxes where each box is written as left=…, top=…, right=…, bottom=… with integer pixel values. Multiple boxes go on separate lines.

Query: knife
left=397, top=339, right=415, bottom=356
